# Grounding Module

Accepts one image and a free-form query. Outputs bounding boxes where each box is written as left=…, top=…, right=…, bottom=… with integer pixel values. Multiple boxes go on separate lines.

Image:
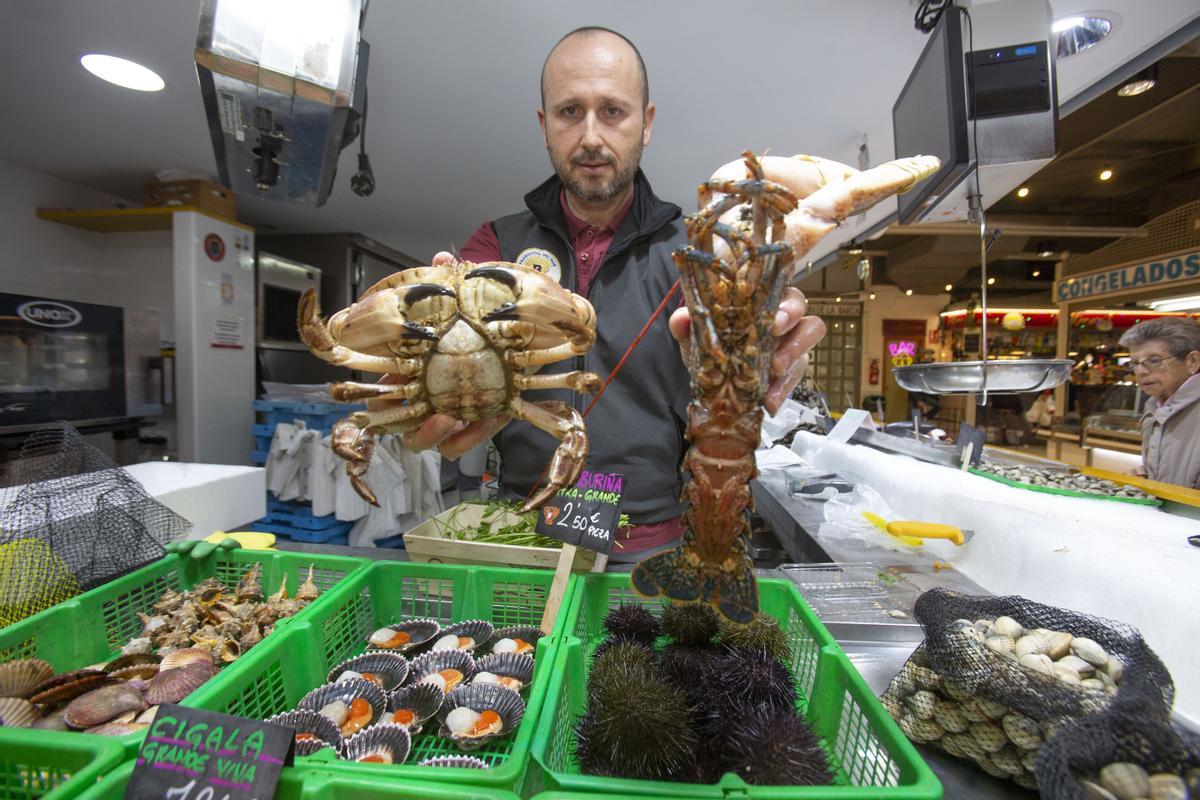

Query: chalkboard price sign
left=125, top=704, right=294, bottom=800
left=534, top=470, right=624, bottom=555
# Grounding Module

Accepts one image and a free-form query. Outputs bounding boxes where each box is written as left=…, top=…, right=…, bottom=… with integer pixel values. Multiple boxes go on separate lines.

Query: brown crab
left=298, top=260, right=601, bottom=509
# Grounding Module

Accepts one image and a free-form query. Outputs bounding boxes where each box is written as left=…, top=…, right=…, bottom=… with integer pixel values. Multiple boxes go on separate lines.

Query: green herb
left=876, top=570, right=901, bottom=587
left=428, top=500, right=632, bottom=549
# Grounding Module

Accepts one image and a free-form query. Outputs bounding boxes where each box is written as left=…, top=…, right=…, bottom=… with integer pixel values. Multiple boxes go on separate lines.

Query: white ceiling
left=1, top=0, right=1196, bottom=262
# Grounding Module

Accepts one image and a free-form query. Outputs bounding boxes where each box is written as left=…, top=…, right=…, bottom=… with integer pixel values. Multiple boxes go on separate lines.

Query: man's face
left=538, top=32, right=655, bottom=204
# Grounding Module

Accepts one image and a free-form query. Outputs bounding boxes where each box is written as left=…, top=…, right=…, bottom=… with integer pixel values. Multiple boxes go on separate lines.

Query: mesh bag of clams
left=880, top=588, right=1173, bottom=791
left=1034, top=683, right=1200, bottom=800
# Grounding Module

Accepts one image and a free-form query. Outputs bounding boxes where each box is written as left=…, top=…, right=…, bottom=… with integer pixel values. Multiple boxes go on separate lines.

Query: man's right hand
left=399, top=249, right=510, bottom=458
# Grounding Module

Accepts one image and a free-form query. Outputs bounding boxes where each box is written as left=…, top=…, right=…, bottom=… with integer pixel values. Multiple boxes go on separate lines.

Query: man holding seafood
left=403, top=27, right=826, bottom=560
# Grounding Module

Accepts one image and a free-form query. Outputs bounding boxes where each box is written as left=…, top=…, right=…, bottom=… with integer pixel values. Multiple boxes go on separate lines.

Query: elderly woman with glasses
left=1118, top=317, right=1200, bottom=489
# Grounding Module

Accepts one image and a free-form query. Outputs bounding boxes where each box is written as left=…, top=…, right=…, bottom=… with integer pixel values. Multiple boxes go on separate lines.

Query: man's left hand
left=668, top=286, right=826, bottom=416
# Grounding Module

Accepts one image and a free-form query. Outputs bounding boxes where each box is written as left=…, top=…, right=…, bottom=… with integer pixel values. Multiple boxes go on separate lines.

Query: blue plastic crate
left=253, top=399, right=363, bottom=434
left=252, top=498, right=354, bottom=542
left=247, top=520, right=350, bottom=544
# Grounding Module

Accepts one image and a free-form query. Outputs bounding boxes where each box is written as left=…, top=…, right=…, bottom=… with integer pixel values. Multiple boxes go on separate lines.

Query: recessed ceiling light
left=1032, top=270, right=1041, bottom=277
left=1016, top=186, right=1030, bottom=198
left=80, top=54, right=164, bottom=92
left=835, top=296, right=842, bottom=303
left=1054, top=15, right=1113, bottom=58
left=1117, top=64, right=1157, bottom=97
left=1099, top=167, right=1113, bottom=181
left=905, top=289, right=913, bottom=296
left=987, top=277, right=996, bottom=285
left=868, top=292, right=876, bottom=300
left=945, top=284, right=953, bottom=292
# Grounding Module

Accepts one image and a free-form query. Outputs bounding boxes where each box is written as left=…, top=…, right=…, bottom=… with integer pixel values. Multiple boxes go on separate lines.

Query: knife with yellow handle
left=862, top=512, right=970, bottom=546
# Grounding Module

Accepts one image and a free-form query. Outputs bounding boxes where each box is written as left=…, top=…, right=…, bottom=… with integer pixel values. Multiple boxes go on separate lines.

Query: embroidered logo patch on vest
left=515, top=247, right=562, bottom=284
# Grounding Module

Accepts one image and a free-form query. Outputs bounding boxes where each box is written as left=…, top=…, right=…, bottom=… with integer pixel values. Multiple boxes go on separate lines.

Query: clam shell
left=1080, top=780, right=1120, bottom=800
left=1015, top=633, right=1051, bottom=659
left=30, top=669, right=115, bottom=706
left=1099, top=762, right=1150, bottom=800
left=1044, top=631, right=1073, bottom=660
left=339, top=722, right=411, bottom=764
left=367, top=618, right=440, bottom=653
left=64, top=684, right=146, bottom=729
left=416, top=755, right=490, bottom=769
left=408, top=649, right=477, bottom=692
left=298, top=678, right=388, bottom=737
left=1104, top=656, right=1124, bottom=684
left=969, top=721, right=1007, bottom=753
left=160, top=648, right=215, bottom=672
left=0, top=697, right=40, bottom=728
left=386, top=683, right=443, bottom=733
left=144, top=662, right=215, bottom=705
left=898, top=712, right=942, bottom=744
left=1000, top=712, right=1042, bottom=749
left=904, top=690, right=938, bottom=721
left=474, top=652, right=535, bottom=692
left=327, top=652, right=410, bottom=695
left=1018, top=653, right=1055, bottom=677
left=1147, top=773, right=1188, bottom=800
left=431, top=620, right=494, bottom=653
left=1055, top=654, right=1096, bottom=678
left=1071, top=638, right=1110, bottom=668
left=931, top=699, right=969, bottom=733
left=984, top=636, right=1014, bottom=657
left=0, top=659, right=54, bottom=699
left=266, top=709, right=342, bottom=756
left=990, top=745, right=1024, bottom=777
left=990, top=616, right=1023, bottom=639
left=437, top=682, right=524, bottom=751
left=486, top=626, right=544, bottom=657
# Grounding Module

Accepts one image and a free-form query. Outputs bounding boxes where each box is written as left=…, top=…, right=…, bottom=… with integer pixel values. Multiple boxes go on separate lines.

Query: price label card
left=125, top=704, right=293, bottom=800
left=535, top=470, right=624, bottom=555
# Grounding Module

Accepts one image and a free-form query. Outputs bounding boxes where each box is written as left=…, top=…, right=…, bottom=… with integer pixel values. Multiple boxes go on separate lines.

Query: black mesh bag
left=1034, top=681, right=1200, bottom=799
left=0, top=423, right=190, bottom=594
left=880, top=588, right=1173, bottom=790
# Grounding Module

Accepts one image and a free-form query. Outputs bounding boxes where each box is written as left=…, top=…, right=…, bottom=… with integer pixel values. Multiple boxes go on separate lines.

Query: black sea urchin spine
left=602, top=603, right=662, bottom=645
left=718, top=612, right=791, bottom=662
left=723, top=705, right=835, bottom=786
left=661, top=602, right=719, bottom=646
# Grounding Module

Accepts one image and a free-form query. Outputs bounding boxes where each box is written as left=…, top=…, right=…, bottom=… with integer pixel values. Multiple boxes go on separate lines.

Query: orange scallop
left=359, top=753, right=388, bottom=763
left=468, top=709, right=502, bottom=737
left=439, top=668, right=464, bottom=692
left=392, top=708, right=416, bottom=726
left=295, top=732, right=319, bottom=742
left=360, top=672, right=382, bottom=686
left=514, top=638, right=533, bottom=654
left=381, top=630, right=411, bottom=648
left=340, top=697, right=373, bottom=736
left=457, top=636, right=473, bottom=649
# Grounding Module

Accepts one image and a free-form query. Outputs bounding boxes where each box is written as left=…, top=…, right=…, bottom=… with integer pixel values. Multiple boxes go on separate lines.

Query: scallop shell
left=387, top=683, right=443, bottom=734
left=339, top=722, right=412, bottom=764
left=144, top=662, right=215, bottom=705
left=298, top=678, right=388, bottom=737
left=31, top=710, right=69, bottom=731
left=0, top=659, right=54, bottom=699
left=437, top=682, right=524, bottom=751
left=64, top=684, right=146, bottom=729
left=87, top=721, right=149, bottom=736
left=160, top=648, right=215, bottom=672
left=431, top=620, right=495, bottom=653
left=30, top=669, right=115, bottom=706
left=486, top=626, right=544, bottom=657
left=106, top=654, right=163, bottom=682
left=408, top=649, right=477, bottom=692
left=474, top=652, right=535, bottom=692
left=0, top=697, right=40, bottom=728
left=327, top=652, right=410, bottom=695
left=367, top=618, right=440, bottom=653
left=266, top=709, right=342, bottom=756
left=1099, top=762, right=1150, bottom=800
left=417, top=755, right=490, bottom=769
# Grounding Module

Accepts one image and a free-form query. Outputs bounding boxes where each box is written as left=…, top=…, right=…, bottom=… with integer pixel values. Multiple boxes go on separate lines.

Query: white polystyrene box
left=124, top=461, right=265, bottom=540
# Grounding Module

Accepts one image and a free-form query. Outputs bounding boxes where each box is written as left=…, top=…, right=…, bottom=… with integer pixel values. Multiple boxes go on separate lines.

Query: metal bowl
left=891, top=359, right=1072, bottom=395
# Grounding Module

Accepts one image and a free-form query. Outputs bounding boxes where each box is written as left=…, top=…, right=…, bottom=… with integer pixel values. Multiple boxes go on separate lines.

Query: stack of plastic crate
left=249, top=398, right=363, bottom=545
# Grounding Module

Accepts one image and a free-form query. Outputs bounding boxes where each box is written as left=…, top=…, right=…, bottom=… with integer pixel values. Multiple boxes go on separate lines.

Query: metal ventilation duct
left=195, top=0, right=368, bottom=207
left=884, top=233, right=1031, bottom=289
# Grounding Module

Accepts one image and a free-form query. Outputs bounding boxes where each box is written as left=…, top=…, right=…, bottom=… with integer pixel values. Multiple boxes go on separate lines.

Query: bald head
left=540, top=26, right=649, bottom=110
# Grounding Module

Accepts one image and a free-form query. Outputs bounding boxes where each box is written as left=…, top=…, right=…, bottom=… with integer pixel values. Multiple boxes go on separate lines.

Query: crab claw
left=521, top=428, right=588, bottom=513
left=297, top=288, right=336, bottom=352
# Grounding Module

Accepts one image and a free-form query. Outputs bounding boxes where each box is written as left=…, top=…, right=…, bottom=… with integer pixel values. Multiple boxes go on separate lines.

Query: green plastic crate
left=526, top=573, right=942, bottom=799
left=0, top=728, right=124, bottom=800
left=185, top=561, right=576, bottom=792
left=0, top=549, right=369, bottom=754
left=75, top=761, right=522, bottom=800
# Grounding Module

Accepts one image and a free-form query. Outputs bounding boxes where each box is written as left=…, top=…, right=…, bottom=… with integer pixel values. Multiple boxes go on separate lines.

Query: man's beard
left=553, top=142, right=642, bottom=203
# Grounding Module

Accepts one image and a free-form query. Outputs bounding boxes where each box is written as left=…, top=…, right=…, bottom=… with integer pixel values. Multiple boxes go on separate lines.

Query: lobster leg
left=508, top=398, right=588, bottom=512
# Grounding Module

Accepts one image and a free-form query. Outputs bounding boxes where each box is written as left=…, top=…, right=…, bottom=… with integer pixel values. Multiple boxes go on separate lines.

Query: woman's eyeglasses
left=1127, top=355, right=1179, bottom=371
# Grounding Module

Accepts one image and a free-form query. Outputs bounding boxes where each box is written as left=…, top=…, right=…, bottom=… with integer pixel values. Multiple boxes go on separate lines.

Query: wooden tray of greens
left=402, top=500, right=602, bottom=571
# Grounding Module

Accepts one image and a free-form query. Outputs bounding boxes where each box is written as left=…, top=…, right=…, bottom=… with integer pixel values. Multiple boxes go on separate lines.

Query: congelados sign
left=1055, top=249, right=1200, bottom=303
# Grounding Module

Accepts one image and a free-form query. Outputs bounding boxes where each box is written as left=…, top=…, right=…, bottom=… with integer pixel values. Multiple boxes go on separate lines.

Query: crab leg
left=506, top=341, right=592, bottom=369
left=329, top=381, right=423, bottom=402
left=298, top=289, right=424, bottom=375
left=331, top=419, right=380, bottom=506
left=512, top=370, right=602, bottom=393
left=508, top=399, right=588, bottom=512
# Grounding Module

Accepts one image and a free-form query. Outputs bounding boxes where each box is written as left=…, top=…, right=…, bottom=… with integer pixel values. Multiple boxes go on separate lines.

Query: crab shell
left=265, top=709, right=342, bottom=756
left=430, top=620, right=495, bottom=654
left=339, top=722, right=412, bottom=765
left=327, top=652, right=410, bottom=695
left=474, top=652, right=535, bottom=693
left=386, top=683, right=443, bottom=734
left=408, top=649, right=477, bottom=694
left=437, top=682, right=524, bottom=751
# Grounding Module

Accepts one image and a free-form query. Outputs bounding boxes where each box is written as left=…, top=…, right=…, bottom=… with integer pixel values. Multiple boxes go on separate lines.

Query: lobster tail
left=631, top=536, right=759, bottom=624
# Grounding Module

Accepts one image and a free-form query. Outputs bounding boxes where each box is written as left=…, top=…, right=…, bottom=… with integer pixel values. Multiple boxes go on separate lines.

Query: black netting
left=880, top=588, right=1174, bottom=790
left=0, top=423, right=190, bottom=594
left=1035, top=684, right=1200, bottom=799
